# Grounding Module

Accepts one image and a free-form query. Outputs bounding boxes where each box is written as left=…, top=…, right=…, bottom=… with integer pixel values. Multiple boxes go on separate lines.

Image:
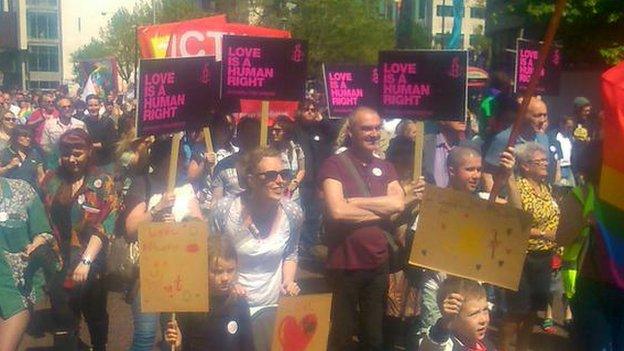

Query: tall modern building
left=382, top=0, right=487, bottom=50
left=0, top=0, right=63, bottom=90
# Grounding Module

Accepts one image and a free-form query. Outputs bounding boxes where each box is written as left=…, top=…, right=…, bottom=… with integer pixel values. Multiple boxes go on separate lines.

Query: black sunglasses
left=257, top=169, right=292, bottom=182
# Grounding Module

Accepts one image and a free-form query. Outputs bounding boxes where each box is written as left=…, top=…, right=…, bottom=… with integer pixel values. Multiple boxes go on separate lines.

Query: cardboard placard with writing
left=409, top=186, right=531, bottom=291
left=515, top=38, right=562, bottom=96
left=271, top=294, right=332, bottom=351
left=137, top=56, right=219, bottom=136
left=379, top=50, right=467, bottom=121
left=322, top=64, right=379, bottom=119
left=221, top=35, right=307, bottom=101
left=139, top=221, right=210, bottom=313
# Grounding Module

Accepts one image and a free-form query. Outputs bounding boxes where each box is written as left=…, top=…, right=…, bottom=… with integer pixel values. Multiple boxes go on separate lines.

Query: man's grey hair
left=515, top=142, right=547, bottom=165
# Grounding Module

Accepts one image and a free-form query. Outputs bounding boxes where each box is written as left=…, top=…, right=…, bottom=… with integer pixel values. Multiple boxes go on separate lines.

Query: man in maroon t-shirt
left=26, top=93, right=59, bottom=146
left=319, top=107, right=405, bottom=351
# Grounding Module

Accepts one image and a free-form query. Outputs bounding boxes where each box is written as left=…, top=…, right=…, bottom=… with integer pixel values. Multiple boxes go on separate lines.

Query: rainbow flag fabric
left=600, top=61, right=624, bottom=210
left=597, top=61, right=624, bottom=289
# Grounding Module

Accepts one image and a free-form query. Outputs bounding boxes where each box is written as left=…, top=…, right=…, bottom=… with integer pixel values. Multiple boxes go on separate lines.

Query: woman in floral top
left=503, top=142, right=560, bottom=350
left=41, top=129, right=117, bottom=351
left=0, top=177, right=56, bottom=350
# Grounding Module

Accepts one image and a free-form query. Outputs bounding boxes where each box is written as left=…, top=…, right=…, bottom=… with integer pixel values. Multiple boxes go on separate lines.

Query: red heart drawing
left=278, top=314, right=318, bottom=351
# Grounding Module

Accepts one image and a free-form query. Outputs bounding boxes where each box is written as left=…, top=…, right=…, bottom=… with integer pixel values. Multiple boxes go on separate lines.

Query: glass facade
left=27, top=11, right=59, bottom=39
left=470, top=7, right=485, bottom=19
left=26, top=0, right=58, bottom=7
left=29, top=45, right=59, bottom=72
left=436, top=5, right=455, bottom=17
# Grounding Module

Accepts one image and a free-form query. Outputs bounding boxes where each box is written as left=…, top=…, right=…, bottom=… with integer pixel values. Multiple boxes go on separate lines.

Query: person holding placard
left=502, top=142, right=560, bottom=350
left=164, top=235, right=255, bottom=351
left=419, top=277, right=496, bottom=351
left=40, top=129, right=118, bottom=351
left=211, top=146, right=302, bottom=351
left=319, top=107, right=405, bottom=351
left=121, top=136, right=203, bottom=351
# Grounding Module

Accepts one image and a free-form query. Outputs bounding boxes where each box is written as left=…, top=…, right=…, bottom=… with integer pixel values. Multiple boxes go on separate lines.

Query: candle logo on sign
left=291, top=44, right=304, bottom=63
left=278, top=314, right=318, bottom=351
left=200, top=64, right=211, bottom=84
left=448, top=57, right=461, bottom=79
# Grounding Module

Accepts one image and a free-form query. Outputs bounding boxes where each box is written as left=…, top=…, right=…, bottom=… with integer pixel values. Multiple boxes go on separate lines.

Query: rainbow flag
left=597, top=62, right=624, bottom=289
left=600, top=61, right=624, bottom=210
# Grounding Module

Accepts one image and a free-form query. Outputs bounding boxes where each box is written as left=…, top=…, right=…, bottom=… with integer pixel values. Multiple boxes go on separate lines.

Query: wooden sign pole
left=260, top=100, right=269, bottom=146
left=167, top=132, right=183, bottom=193
left=489, top=0, right=567, bottom=202
left=202, top=127, right=214, bottom=154
left=412, top=121, right=425, bottom=182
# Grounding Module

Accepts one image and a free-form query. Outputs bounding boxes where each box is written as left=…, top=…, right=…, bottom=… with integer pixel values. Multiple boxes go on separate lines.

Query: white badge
left=372, top=167, right=383, bottom=177
left=93, top=179, right=103, bottom=189
left=227, top=320, right=239, bottom=335
left=0, top=212, right=8, bottom=222
left=77, top=194, right=86, bottom=205
left=313, top=135, right=320, bottom=141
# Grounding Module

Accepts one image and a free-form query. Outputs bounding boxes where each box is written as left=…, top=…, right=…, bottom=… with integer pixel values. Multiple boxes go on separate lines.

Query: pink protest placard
left=221, top=35, right=307, bottom=101
left=379, top=50, right=467, bottom=121
left=323, top=64, right=378, bottom=119
left=515, top=38, right=562, bottom=96
left=137, top=56, right=219, bottom=136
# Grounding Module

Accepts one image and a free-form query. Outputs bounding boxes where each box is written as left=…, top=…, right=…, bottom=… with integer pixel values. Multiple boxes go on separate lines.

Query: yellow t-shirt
left=517, top=177, right=560, bottom=252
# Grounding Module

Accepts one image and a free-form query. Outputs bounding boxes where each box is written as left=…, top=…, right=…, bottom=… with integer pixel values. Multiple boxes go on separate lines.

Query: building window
left=28, top=80, right=59, bottom=90
left=418, top=0, right=427, bottom=19
left=27, top=12, right=58, bottom=39
left=28, top=45, right=59, bottom=72
left=26, top=0, right=58, bottom=7
left=470, top=7, right=485, bottom=19
left=436, top=5, right=454, bottom=17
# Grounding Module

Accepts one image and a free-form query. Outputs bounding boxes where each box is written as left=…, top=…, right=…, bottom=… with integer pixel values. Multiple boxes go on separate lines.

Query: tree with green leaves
left=501, top=0, right=624, bottom=66
left=286, top=0, right=395, bottom=75
left=70, top=0, right=209, bottom=84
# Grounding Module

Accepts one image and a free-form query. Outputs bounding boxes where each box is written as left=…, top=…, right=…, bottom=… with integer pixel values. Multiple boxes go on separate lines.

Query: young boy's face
left=449, top=154, right=482, bottom=192
left=210, top=258, right=237, bottom=296
left=453, top=296, right=490, bottom=344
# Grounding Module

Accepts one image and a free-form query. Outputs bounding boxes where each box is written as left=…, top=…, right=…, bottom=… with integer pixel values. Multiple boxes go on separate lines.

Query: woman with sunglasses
left=0, top=109, right=18, bottom=152
left=270, top=115, right=305, bottom=204
left=501, top=141, right=561, bottom=350
left=40, top=129, right=117, bottom=351
left=0, top=126, right=45, bottom=193
left=211, top=146, right=303, bottom=351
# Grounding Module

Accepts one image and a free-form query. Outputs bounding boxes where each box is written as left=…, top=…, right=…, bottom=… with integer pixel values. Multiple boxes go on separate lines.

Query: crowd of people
left=0, top=79, right=621, bottom=351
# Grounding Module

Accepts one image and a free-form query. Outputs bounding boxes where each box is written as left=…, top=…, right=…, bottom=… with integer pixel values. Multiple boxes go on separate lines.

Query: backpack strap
left=336, top=152, right=398, bottom=252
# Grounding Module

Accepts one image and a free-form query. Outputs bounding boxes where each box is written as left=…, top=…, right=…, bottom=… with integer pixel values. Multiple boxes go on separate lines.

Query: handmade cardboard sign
left=271, top=294, right=332, bottom=351
left=515, top=38, right=562, bottom=95
left=379, top=50, right=467, bottom=121
left=409, top=186, right=531, bottom=291
left=322, top=64, right=378, bottom=119
left=137, top=56, right=219, bottom=136
left=221, top=35, right=307, bottom=101
left=139, top=221, right=210, bottom=313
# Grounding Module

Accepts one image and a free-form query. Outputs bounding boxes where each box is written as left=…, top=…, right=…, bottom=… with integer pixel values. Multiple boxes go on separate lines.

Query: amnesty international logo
left=291, top=43, right=304, bottom=63
left=200, top=64, right=211, bottom=84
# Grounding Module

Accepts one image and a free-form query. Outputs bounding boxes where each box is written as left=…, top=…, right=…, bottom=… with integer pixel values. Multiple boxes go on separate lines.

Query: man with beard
left=27, top=93, right=60, bottom=146
left=83, top=95, right=117, bottom=168
left=41, top=98, right=86, bottom=169
left=319, top=107, right=405, bottom=351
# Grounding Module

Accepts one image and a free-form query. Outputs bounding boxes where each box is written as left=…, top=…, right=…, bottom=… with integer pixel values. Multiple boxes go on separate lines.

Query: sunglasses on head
left=257, top=169, right=292, bottom=182
left=4, top=117, right=17, bottom=122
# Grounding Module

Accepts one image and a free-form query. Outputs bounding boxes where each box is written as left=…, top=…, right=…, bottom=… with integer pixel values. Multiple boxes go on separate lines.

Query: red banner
left=137, top=15, right=291, bottom=60
left=238, top=99, right=299, bottom=124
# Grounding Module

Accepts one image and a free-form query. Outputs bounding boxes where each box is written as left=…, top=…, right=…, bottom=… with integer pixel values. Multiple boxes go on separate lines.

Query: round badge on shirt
left=77, top=194, right=86, bottom=205
left=227, top=320, right=239, bottom=335
left=93, top=179, right=103, bottom=189
left=313, top=135, right=320, bottom=141
left=0, top=212, right=8, bottom=222
left=372, top=167, right=383, bottom=177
